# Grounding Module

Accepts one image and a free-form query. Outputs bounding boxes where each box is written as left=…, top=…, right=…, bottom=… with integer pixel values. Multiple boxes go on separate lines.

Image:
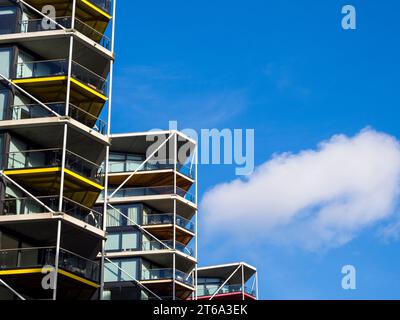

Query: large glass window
left=105, top=231, right=140, bottom=252
left=106, top=203, right=141, bottom=227
left=104, top=258, right=139, bottom=283
left=0, top=48, right=12, bottom=78
left=0, top=90, right=8, bottom=120
left=109, top=152, right=144, bottom=173
left=0, top=7, right=16, bottom=35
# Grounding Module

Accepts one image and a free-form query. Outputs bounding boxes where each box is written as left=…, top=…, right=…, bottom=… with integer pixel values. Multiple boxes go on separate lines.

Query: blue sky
left=111, top=0, right=400, bottom=299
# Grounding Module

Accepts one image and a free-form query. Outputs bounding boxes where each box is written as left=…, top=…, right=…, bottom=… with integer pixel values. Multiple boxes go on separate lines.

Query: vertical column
left=195, top=145, right=198, bottom=300
left=52, top=220, right=62, bottom=300
left=173, top=132, right=177, bottom=300
left=100, top=0, right=117, bottom=299
left=241, top=264, right=245, bottom=300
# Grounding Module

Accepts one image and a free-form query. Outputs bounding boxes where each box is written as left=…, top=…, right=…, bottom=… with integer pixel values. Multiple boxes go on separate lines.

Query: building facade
left=0, top=0, right=115, bottom=300
left=0, top=0, right=257, bottom=301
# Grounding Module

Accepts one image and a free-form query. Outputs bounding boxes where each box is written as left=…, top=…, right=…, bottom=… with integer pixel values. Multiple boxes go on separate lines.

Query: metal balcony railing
left=18, top=16, right=111, bottom=50
left=0, top=247, right=99, bottom=283
left=143, top=213, right=195, bottom=233
left=141, top=268, right=193, bottom=287
left=141, top=240, right=194, bottom=257
left=6, top=148, right=104, bottom=185
left=10, top=102, right=107, bottom=134
left=108, top=159, right=194, bottom=179
left=105, top=186, right=195, bottom=203
left=197, top=284, right=256, bottom=297
left=1, top=196, right=103, bottom=228
left=15, top=59, right=107, bottom=95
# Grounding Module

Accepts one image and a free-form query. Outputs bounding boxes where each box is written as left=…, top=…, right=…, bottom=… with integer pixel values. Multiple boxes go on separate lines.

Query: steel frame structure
left=101, top=130, right=198, bottom=301
left=0, top=0, right=116, bottom=300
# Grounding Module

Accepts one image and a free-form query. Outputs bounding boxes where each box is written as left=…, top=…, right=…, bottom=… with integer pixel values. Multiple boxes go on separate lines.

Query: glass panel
left=105, top=233, right=120, bottom=251
left=0, top=48, right=12, bottom=78
left=120, top=259, right=138, bottom=281
left=0, top=90, right=8, bottom=120
left=126, top=205, right=139, bottom=225
left=0, top=7, right=16, bottom=35
left=106, top=207, right=121, bottom=227
left=104, top=262, right=119, bottom=282
left=121, top=232, right=138, bottom=251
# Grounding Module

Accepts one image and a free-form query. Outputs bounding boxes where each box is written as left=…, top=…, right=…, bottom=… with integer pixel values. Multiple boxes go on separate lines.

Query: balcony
left=1, top=195, right=103, bottom=229
left=4, top=148, right=104, bottom=207
left=197, top=284, right=256, bottom=300
left=141, top=268, right=194, bottom=300
left=105, top=186, right=195, bottom=203
left=141, top=240, right=194, bottom=257
left=143, top=214, right=195, bottom=233
left=109, top=159, right=194, bottom=179
left=18, top=16, right=111, bottom=50
left=23, top=0, right=112, bottom=26
left=142, top=268, right=193, bottom=287
left=9, top=102, right=107, bottom=135
left=0, top=246, right=99, bottom=299
left=142, top=214, right=195, bottom=245
left=12, top=59, right=107, bottom=115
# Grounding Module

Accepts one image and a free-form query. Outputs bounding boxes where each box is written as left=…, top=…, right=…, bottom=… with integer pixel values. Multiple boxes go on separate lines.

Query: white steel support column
left=52, top=220, right=62, bottom=300
left=195, top=145, right=198, bottom=300
left=100, top=0, right=116, bottom=300
left=256, top=271, right=259, bottom=300
left=173, top=132, right=177, bottom=300
left=242, top=264, right=245, bottom=300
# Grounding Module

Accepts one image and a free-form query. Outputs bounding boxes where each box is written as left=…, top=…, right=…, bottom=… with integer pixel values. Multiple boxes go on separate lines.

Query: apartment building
left=99, top=131, right=198, bottom=300
left=0, top=0, right=114, bottom=299
left=0, top=0, right=257, bottom=301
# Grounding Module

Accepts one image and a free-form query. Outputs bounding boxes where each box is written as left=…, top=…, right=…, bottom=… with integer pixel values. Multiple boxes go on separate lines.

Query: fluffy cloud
left=201, top=128, right=400, bottom=250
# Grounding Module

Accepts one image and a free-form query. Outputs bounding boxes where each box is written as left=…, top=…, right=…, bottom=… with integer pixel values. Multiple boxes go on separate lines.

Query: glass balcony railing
left=10, top=102, right=107, bottom=135
left=143, top=213, right=195, bottom=233
left=15, top=59, right=107, bottom=95
left=104, top=186, right=195, bottom=203
left=18, top=17, right=111, bottom=50
left=141, top=268, right=193, bottom=287
left=6, top=148, right=104, bottom=185
left=197, top=284, right=256, bottom=298
left=141, top=240, right=194, bottom=257
left=1, top=196, right=103, bottom=228
left=108, top=159, right=194, bottom=179
left=0, top=247, right=99, bottom=283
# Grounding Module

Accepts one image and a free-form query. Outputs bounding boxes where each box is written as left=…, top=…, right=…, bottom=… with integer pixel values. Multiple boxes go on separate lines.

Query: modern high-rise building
left=98, top=131, right=198, bottom=301
left=0, top=0, right=115, bottom=300
left=0, top=0, right=257, bottom=301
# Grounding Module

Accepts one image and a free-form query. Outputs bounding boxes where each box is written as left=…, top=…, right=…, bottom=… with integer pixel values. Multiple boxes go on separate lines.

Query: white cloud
left=201, top=128, right=400, bottom=250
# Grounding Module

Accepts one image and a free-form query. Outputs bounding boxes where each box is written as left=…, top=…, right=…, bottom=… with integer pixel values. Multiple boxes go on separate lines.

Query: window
left=109, top=152, right=144, bottom=173
left=0, top=90, right=9, bottom=120
left=105, top=231, right=140, bottom=252
left=106, top=203, right=141, bottom=227
left=0, top=48, right=12, bottom=78
left=0, top=7, right=16, bottom=35
left=104, top=258, right=139, bottom=283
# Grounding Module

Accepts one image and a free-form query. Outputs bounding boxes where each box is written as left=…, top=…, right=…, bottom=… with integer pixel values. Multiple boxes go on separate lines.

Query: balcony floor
left=4, top=167, right=103, bottom=208
left=0, top=268, right=98, bottom=300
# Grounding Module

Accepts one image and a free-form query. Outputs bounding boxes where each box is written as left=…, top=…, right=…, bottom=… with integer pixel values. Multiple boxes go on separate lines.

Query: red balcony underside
left=192, top=292, right=256, bottom=301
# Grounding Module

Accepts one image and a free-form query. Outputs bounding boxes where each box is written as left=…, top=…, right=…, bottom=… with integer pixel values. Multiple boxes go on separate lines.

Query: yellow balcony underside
left=12, top=77, right=107, bottom=119
left=24, top=0, right=111, bottom=34
left=3, top=167, right=103, bottom=208
left=0, top=268, right=99, bottom=288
